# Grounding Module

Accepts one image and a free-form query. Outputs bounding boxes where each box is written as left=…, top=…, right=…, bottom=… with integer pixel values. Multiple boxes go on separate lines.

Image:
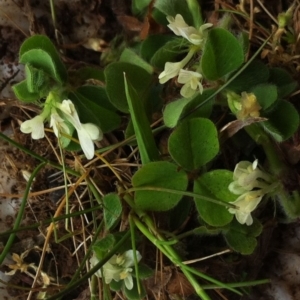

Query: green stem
left=187, top=0, right=203, bottom=27
left=202, top=278, right=270, bottom=289
left=132, top=215, right=212, bottom=300
left=0, top=162, right=46, bottom=265
left=129, top=214, right=142, bottom=295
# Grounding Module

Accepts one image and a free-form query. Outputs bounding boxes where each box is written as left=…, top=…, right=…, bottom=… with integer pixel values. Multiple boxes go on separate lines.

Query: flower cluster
left=158, top=14, right=212, bottom=98
left=90, top=250, right=142, bottom=290
left=228, top=159, right=273, bottom=225
left=227, top=91, right=262, bottom=120
left=20, top=98, right=102, bottom=159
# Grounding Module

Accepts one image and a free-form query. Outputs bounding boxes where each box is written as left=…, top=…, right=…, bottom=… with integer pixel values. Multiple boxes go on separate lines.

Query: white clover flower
left=228, top=190, right=263, bottom=225
left=178, top=69, right=203, bottom=98
left=189, top=23, right=213, bottom=46
left=228, top=159, right=274, bottom=225
left=159, top=49, right=195, bottom=84
left=166, top=14, right=212, bottom=46
left=159, top=61, right=188, bottom=84
left=20, top=115, right=45, bottom=139
left=57, top=100, right=103, bottom=159
left=228, top=159, right=272, bottom=194
left=50, top=109, right=70, bottom=138
left=90, top=250, right=142, bottom=290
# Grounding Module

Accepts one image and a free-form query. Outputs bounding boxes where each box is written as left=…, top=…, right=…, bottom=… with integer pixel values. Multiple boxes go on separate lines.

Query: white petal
left=198, top=23, right=213, bottom=33
left=89, top=254, right=103, bottom=278
left=235, top=210, right=253, bottom=225
left=180, top=83, right=195, bottom=98
left=77, top=128, right=95, bottom=159
left=20, top=115, right=45, bottom=139
left=123, top=250, right=142, bottom=268
left=59, top=100, right=81, bottom=129
left=124, top=275, right=133, bottom=290
left=82, top=123, right=102, bottom=141
left=178, top=26, right=199, bottom=42
left=159, top=61, right=183, bottom=84
left=228, top=191, right=264, bottom=225
left=252, top=159, right=258, bottom=169
left=167, top=14, right=189, bottom=36
left=231, top=191, right=263, bottom=213
left=103, top=263, right=122, bottom=283
left=50, top=112, right=70, bottom=137
left=228, top=181, right=248, bottom=195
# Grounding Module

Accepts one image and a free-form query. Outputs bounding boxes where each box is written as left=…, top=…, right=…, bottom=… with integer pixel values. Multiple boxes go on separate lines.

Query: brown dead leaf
left=117, top=15, right=143, bottom=32
left=166, top=270, right=194, bottom=297
left=219, top=117, right=267, bottom=143
left=144, top=269, right=172, bottom=295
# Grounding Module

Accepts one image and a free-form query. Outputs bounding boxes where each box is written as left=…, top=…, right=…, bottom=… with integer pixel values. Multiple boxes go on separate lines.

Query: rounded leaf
left=132, top=161, right=188, bottom=211
left=269, top=67, right=297, bottom=98
left=20, top=35, right=67, bottom=83
left=263, top=100, right=299, bottom=141
left=163, top=89, right=214, bottom=128
left=105, top=62, right=152, bottom=113
left=168, top=118, right=219, bottom=170
left=103, top=193, right=122, bottom=230
left=250, top=84, right=278, bottom=110
left=193, top=170, right=236, bottom=226
left=226, top=60, right=269, bottom=93
left=223, top=218, right=262, bottom=255
left=21, top=49, right=63, bottom=83
left=201, top=28, right=244, bottom=80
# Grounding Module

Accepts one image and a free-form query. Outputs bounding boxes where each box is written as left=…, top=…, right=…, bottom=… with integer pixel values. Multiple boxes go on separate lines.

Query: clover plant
left=9, top=0, right=300, bottom=299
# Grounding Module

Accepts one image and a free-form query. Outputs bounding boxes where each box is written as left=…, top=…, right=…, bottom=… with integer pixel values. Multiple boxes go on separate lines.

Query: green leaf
left=154, top=0, right=194, bottom=25
left=123, top=279, right=146, bottom=300
left=193, top=170, right=235, bottom=227
left=141, top=34, right=175, bottom=62
left=124, top=74, right=160, bottom=164
left=110, top=279, right=123, bottom=291
left=169, top=197, right=193, bottom=231
left=120, top=48, right=153, bottom=74
left=72, top=66, right=105, bottom=83
left=163, top=88, right=215, bottom=128
left=20, top=49, right=63, bottom=84
left=150, top=38, right=188, bottom=69
left=132, top=0, right=151, bottom=13
left=187, top=0, right=203, bottom=28
left=25, top=63, right=51, bottom=95
left=93, top=234, right=116, bottom=257
left=223, top=218, right=262, bottom=255
left=168, top=118, right=219, bottom=171
left=76, top=85, right=117, bottom=112
left=105, top=62, right=152, bottom=113
left=134, top=264, right=154, bottom=279
left=262, top=100, right=299, bottom=141
left=58, top=121, right=75, bottom=149
left=269, top=67, right=297, bottom=98
left=193, top=226, right=222, bottom=236
left=19, top=35, right=67, bottom=83
left=237, top=31, right=250, bottom=56
left=69, top=90, right=121, bottom=133
left=12, top=80, right=40, bottom=102
left=103, top=193, right=122, bottom=230
left=225, top=60, right=269, bottom=93
left=201, top=28, right=244, bottom=80
left=132, top=161, right=188, bottom=211
left=250, top=84, right=278, bottom=110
